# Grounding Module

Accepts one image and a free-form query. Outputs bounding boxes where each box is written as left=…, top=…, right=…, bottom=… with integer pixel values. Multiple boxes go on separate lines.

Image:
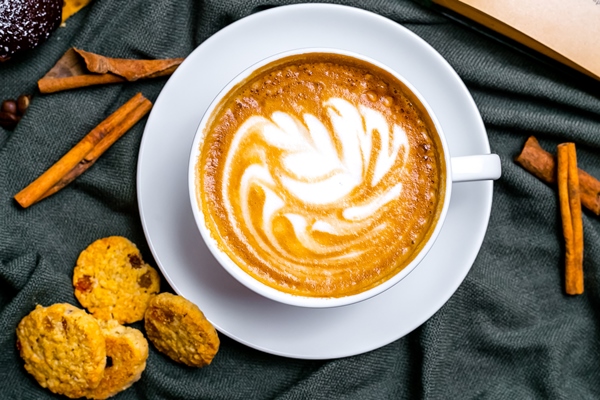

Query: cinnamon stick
left=36, top=97, right=152, bottom=202
left=515, top=136, right=600, bottom=215
left=14, top=93, right=152, bottom=208
left=75, top=49, right=182, bottom=81
left=39, top=74, right=125, bottom=94
left=557, top=143, right=584, bottom=295
left=38, top=48, right=184, bottom=94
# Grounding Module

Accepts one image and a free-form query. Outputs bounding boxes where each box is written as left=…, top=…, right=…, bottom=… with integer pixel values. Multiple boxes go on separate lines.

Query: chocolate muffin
left=0, top=0, right=63, bottom=61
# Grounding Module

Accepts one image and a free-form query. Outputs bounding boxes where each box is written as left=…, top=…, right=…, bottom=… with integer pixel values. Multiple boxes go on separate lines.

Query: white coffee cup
left=188, top=48, right=501, bottom=308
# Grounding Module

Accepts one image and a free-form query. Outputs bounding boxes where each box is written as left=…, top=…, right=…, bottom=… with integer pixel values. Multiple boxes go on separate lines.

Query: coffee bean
left=1, top=99, right=17, bottom=115
left=17, top=95, right=31, bottom=115
left=0, top=111, right=20, bottom=130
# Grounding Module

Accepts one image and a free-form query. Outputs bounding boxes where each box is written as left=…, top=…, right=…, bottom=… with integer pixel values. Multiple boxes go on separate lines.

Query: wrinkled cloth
left=1, top=1, right=599, bottom=399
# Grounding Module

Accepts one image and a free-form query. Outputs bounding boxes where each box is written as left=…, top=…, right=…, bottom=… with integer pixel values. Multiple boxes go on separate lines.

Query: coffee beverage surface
left=195, top=52, right=446, bottom=298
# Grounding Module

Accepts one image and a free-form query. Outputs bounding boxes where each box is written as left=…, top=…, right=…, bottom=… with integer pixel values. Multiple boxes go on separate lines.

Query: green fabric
left=1, top=0, right=600, bottom=398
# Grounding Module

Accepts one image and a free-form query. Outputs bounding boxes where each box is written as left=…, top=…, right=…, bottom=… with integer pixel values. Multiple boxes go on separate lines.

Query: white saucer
left=137, top=4, right=494, bottom=359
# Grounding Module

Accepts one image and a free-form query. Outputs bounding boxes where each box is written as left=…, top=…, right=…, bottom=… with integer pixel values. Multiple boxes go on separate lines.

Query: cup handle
left=451, top=154, right=501, bottom=182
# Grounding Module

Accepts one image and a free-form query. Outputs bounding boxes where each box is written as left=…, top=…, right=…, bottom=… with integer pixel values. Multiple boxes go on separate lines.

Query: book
left=430, top=0, right=600, bottom=81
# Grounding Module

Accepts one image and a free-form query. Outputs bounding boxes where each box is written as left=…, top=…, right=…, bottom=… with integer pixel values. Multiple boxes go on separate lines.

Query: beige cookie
left=16, top=303, right=106, bottom=398
left=74, top=236, right=160, bottom=324
left=84, top=319, right=149, bottom=399
left=144, top=293, right=220, bottom=367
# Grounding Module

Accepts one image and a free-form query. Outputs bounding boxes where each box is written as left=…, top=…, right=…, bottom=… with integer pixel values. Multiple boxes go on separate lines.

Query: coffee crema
left=195, top=52, right=446, bottom=298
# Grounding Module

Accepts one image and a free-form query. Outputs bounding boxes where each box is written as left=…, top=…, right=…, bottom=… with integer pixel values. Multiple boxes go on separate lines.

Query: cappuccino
left=194, top=52, right=446, bottom=298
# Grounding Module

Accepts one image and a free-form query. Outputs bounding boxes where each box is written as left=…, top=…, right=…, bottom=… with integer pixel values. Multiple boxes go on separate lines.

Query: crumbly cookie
left=84, top=319, right=149, bottom=399
left=74, top=236, right=160, bottom=324
left=144, top=293, right=220, bottom=367
left=16, top=303, right=106, bottom=398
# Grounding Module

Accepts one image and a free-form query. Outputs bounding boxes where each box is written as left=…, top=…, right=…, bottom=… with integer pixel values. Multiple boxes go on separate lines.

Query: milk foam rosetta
left=197, top=53, right=446, bottom=298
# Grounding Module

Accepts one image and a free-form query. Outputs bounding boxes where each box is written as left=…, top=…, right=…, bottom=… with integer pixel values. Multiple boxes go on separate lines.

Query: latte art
left=225, top=97, right=408, bottom=259
left=197, top=53, right=446, bottom=297
left=227, top=97, right=408, bottom=205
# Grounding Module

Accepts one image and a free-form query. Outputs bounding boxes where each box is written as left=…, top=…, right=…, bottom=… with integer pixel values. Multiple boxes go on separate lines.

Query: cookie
left=144, top=293, right=220, bottom=367
left=84, top=319, right=149, bottom=399
left=74, top=236, right=160, bottom=324
left=16, top=303, right=106, bottom=398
